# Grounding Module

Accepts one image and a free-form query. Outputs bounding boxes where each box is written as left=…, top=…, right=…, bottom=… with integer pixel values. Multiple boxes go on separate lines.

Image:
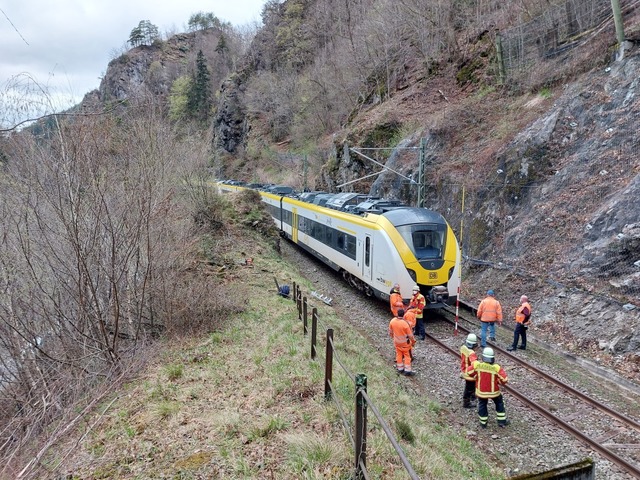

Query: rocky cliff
left=86, top=4, right=640, bottom=373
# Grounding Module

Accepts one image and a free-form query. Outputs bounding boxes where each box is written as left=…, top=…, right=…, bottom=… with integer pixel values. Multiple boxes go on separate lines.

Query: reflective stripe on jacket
left=409, top=293, right=426, bottom=318
left=389, top=317, right=414, bottom=347
left=460, top=345, right=477, bottom=380
left=516, top=302, right=532, bottom=324
left=477, top=296, right=503, bottom=323
left=467, top=360, right=508, bottom=398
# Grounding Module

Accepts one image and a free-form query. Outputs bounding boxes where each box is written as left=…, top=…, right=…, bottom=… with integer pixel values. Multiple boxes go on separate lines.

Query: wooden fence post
left=355, top=373, right=368, bottom=479
left=303, top=297, right=308, bottom=336
left=324, top=329, right=333, bottom=400
left=311, top=308, right=318, bottom=359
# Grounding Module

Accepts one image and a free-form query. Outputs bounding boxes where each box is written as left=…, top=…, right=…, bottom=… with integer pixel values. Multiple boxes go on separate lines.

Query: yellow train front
left=217, top=182, right=460, bottom=309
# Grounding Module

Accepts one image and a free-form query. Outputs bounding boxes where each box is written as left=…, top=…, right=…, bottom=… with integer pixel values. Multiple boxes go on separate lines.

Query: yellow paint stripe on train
left=337, top=226, right=357, bottom=235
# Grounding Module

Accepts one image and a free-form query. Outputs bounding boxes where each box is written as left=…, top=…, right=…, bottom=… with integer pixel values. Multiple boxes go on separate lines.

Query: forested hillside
left=1, top=0, right=639, bottom=476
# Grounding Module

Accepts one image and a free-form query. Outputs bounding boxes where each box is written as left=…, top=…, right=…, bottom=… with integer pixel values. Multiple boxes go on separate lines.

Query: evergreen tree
left=128, top=20, right=159, bottom=47
left=215, top=35, right=228, bottom=55
left=187, top=50, right=212, bottom=121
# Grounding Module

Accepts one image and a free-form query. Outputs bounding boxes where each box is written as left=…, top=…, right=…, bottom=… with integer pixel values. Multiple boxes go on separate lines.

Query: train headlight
left=407, top=269, right=417, bottom=282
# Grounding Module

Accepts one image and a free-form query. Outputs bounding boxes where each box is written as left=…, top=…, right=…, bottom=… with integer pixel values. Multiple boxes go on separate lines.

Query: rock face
left=97, top=34, right=202, bottom=104
left=83, top=20, right=640, bottom=358
left=213, top=74, right=249, bottom=153
left=461, top=51, right=640, bottom=356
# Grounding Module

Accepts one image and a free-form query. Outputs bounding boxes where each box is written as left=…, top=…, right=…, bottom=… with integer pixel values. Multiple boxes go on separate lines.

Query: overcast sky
left=0, top=1, right=266, bottom=127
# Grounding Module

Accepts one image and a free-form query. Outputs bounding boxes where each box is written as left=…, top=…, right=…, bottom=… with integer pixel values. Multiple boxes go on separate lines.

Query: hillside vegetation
left=0, top=0, right=639, bottom=477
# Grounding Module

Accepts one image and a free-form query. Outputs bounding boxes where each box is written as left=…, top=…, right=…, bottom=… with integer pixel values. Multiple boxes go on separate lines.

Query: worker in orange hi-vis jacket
left=477, top=289, right=503, bottom=348
left=466, top=347, right=509, bottom=428
left=389, top=283, right=404, bottom=316
left=389, top=309, right=416, bottom=376
left=409, top=285, right=426, bottom=340
left=403, top=308, right=417, bottom=361
left=508, top=295, right=532, bottom=351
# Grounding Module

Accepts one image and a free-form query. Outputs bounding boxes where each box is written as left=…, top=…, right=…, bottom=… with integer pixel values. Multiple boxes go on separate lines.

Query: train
left=217, top=182, right=461, bottom=310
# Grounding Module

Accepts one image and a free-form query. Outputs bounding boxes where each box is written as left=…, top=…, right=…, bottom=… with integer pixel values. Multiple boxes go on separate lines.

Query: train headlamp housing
left=407, top=269, right=417, bottom=282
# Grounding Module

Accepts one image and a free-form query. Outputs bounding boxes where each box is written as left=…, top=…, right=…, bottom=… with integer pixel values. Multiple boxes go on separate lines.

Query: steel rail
left=427, top=330, right=640, bottom=478
left=441, top=306, right=640, bottom=434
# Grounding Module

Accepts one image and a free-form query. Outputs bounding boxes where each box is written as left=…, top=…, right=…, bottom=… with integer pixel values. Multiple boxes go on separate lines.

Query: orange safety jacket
left=477, top=296, right=503, bottom=323
left=466, top=360, right=508, bottom=398
left=459, top=345, right=478, bottom=380
left=389, top=317, right=415, bottom=348
left=515, top=302, right=532, bottom=325
left=390, top=291, right=404, bottom=316
left=409, top=292, right=426, bottom=319
left=403, top=309, right=417, bottom=330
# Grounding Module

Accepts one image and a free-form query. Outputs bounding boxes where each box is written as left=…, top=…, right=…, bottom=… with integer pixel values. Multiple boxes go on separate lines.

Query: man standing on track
left=477, top=289, right=503, bottom=348
left=389, top=309, right=416, bottom=376
left=508, top=295, right=532, bottom=351
left=409, top=285, right=426, bottom=341
left=460, top=333, right=479, bottom=408
left=389, top=283, right=404, bottom=317
left=467, top=347, right=509, bottom=428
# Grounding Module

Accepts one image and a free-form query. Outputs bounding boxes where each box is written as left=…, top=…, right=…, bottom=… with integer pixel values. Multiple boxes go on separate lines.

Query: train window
left=397, top=224, right=446, bottom=260
left=347, top=235, right=357, bottom=257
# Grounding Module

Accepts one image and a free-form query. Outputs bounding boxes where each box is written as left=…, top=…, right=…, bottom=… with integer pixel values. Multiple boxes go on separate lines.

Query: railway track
left=281, top=240, right=640, bottom=478
left=433, top=306, right=640, bottom=478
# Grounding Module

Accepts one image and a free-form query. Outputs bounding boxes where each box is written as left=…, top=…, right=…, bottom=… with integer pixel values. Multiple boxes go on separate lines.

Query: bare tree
left=0, top=85, right=204, bottom=476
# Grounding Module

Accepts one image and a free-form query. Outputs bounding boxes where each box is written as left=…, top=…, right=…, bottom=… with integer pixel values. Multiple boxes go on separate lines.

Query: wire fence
left=291, top=283, right=420, bottom=480
left=497, top=0, right=640, bottom=88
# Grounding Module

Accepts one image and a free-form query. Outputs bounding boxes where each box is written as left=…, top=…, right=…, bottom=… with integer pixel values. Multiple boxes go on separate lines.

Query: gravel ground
left=281, top=241, right=640, bottom=479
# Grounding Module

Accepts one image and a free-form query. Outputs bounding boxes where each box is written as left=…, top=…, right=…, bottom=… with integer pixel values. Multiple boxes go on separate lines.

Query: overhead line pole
left=417, top=138, right=426, bottom=208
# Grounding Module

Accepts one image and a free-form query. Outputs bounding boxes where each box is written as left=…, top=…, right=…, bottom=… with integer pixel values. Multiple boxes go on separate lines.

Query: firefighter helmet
left=482, top=347, right=495, bottom=361
left=466, top=333, right=478, bottom=348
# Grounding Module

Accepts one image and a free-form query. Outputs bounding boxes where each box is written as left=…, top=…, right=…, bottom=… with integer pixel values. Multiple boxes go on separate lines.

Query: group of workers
left=388, top=283, right=426, bottom=376
left=388, top=285, right=533, bottom=429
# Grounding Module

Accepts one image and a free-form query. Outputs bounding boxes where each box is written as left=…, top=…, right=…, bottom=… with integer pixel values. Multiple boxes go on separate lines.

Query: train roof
left=380, top=207, right=447, bottom=227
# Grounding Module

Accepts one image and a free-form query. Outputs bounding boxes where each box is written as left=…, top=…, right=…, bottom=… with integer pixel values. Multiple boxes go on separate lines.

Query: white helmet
left=482, top=347, right=495, bottom=362
left=466, top=333, right=478, bottom=348
left=412, top=285, right=420, bottom=292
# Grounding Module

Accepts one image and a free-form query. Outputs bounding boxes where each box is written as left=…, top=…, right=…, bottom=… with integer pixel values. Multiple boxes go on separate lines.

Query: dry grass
left=41, top=191, right=503, bottom=479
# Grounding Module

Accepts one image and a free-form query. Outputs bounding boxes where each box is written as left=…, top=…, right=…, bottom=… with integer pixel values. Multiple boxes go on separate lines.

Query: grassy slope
left=51, top=191, right=502, bottom=479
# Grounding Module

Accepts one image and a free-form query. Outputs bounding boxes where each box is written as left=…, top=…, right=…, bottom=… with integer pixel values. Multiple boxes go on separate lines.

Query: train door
left=362, top=234, right=372, bottom=281
left=292, top=207, right=298, bottom=243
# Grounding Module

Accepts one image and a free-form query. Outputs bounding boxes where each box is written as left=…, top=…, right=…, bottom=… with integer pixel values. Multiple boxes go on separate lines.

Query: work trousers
left=414, top=317, right=425, bottom=339
left=395, top=345, right=412, bottom=373
left=463, top=379, right=476, bottom=402
left=480, top=321, right=496, bottom=347
left=478, top=394, right=507, bottom=426
left=512, top=323, right=527, bottom=348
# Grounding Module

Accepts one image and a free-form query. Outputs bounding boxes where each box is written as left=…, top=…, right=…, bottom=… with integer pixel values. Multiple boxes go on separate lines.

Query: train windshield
left=397, top=224, right=446, bottom=260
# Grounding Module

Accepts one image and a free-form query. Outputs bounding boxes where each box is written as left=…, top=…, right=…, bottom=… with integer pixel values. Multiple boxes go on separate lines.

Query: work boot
left=397, top=369, right=405, bottom=375
left=498, top=420, right=510, bottom=428
left=404, top=371, right=416, bottom=377
left=479, top=423, right=487, bottom=429
left=518, top=346, right=526, bottom=350
left=489, top=337, right=496, bottom=341
left=507, top=346, right=516, bottom=351
left=463, top=401, right=474, bottom=409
